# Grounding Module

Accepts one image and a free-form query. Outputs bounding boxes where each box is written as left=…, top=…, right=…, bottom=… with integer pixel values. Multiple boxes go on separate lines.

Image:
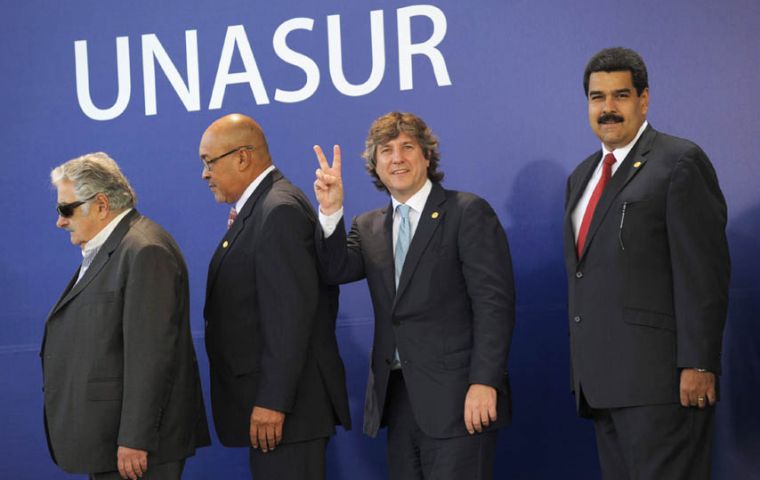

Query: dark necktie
left=227, top=207, right=237, bottom=230
left=576, top=153, right=616, bottom=257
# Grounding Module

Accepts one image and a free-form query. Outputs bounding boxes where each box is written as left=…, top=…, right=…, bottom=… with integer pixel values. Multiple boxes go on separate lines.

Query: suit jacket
left=317, top=183, right=515, bottom=438
left=563, top=125, right=730, bottom=414
left=41, top=209, right=210, bottom=474
left=204, top=169, right=350, bottom=446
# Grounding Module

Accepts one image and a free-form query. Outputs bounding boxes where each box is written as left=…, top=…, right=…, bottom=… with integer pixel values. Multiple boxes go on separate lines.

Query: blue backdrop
left=2, top=1, right=758, bottom=478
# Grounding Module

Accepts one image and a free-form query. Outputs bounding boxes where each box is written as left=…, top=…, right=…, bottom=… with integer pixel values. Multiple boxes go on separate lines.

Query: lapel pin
left=222, top=240, right=229, bottom=249
left=633, top=161, right=642, bottom=168
left=431, top=212, right=439, bottom=219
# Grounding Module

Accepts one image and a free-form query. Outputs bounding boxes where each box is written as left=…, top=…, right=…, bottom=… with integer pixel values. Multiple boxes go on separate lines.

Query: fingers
left=313, top=145, right=329, bottom=171
left=313, top=144, right=342, bottom=173
left=119, top=458, right=140, bottom=480
left=464, top=407, right=475, bottom=434
left=679, top=388, right=690, bottom=408
left=250, top=421, right=259, bottom=450
left=117, top=450, right=146, bottom=480
left=706, top=386, right=717, bottom=406
left=332, top=144, right=342, bottom=172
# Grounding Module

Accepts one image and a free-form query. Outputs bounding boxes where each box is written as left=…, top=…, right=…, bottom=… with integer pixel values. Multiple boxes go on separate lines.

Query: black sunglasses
left=56, top=193, right=98, bottom=218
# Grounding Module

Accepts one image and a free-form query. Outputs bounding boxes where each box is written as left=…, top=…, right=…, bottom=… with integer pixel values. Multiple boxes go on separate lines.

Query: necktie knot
left=227, top=207, right=238, bottom=230
left=396, top=204, right=411, bottom=219
left=603, top=153, right=616, bottom=167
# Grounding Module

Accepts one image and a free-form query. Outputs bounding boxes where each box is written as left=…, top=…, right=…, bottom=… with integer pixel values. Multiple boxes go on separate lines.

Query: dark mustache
left=598, top=113, right=624, bottom=124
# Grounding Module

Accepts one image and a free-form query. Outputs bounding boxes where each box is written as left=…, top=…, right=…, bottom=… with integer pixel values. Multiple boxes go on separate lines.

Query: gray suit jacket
left=41, top=210, right=210, bottom=473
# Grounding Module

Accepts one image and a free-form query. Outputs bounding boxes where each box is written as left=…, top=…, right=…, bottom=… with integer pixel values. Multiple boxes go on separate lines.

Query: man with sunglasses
left=43, top=152, right=210, bottom=479
left=199, top=113, right=350, bottom=479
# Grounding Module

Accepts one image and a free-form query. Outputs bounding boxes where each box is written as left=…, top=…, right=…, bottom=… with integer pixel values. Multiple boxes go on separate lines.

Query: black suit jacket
left=564, top=125, right=730, bottom=413
left=41, top=210, right=210, bottom=474
left=204, top=169, right=350, bottom=446
left=317, top=183, right=515, bottom=438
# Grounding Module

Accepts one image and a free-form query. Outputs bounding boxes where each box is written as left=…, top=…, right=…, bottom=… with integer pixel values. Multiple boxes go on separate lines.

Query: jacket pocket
left=87, top=377, right=123, bottom=401
left=443, top=349, right=471, bottom=370
left=623, top=308, right=675, bottom=332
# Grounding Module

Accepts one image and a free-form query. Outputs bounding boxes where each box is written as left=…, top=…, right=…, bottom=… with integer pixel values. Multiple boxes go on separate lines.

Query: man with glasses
left=199, top=113, right=350, bottom=479
left=43, top=152, right=210, bottom=479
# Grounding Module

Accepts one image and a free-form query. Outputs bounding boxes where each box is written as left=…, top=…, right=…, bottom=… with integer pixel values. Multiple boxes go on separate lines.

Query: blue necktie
left=392, top=204, right=411, bottom=369
left=395, top=204, right=411, bottom=287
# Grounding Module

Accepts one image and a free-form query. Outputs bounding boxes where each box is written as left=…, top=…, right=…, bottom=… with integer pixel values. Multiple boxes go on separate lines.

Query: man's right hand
left=313, top=145, right=343, bottom=215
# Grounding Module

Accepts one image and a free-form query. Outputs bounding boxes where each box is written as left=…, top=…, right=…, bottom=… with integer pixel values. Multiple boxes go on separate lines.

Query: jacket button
left=575, top=271, right=583, bottom=278
left=573, top=315, right=582, bottom=323
left=384, top=358, right=392, bottom=365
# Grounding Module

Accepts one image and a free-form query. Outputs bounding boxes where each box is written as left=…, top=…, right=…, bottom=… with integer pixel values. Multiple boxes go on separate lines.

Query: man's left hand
left=679, top=368, right=716, bottom=408
left=117, top=446, right=148, bottom=480
left=464, top=384, right=497, bottom=434
left=250, top=406, right=286, bottom=453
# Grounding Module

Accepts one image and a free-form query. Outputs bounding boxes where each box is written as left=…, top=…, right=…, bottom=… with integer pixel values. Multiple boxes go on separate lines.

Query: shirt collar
left=602, top=120, right=648, bottom=162
left=235, top=165, right=276, bottom=213
left=391, top=179, right=433, bottom=214
left=81, top=208, right=132, bottom=257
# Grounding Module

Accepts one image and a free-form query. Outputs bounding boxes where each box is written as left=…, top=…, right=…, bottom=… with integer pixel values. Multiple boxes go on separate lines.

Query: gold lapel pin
left=431, top=212, right=439, bottom=219
left=633, top=161, right=642, bottom=168
left=222, top=240, right=229, bottom=249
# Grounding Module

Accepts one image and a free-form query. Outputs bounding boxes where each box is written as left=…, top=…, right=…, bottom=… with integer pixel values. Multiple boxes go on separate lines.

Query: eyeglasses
left=201, top=145, right=259, bottom=172
left=56, top=193, right=98, bottom=218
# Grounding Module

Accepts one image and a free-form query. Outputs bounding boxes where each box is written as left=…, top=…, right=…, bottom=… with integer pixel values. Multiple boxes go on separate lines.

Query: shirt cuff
left=318, top=207, right=343, bottom=238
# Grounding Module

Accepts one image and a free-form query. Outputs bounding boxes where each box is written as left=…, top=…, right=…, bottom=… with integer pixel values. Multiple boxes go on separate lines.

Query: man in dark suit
left=43, top=152, right=210, bottom=480
left=199, top=113, right=350, bottom=479
left=313, top=112, right=515, bottom=479
left=564, top=47, right=730, bottom=479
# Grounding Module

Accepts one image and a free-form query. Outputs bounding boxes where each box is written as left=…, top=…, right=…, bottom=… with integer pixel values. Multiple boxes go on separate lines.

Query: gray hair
left=51, top=152, right=136, bottom=211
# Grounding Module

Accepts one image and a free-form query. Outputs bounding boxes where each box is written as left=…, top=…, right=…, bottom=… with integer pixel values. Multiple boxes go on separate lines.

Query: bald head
left=204, top=114, right=269, bottom=153
left=199, top=113, right=272, bottom=204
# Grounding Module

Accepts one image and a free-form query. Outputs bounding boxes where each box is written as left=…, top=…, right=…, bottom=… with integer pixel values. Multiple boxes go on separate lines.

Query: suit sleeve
left=458, top=197, right=516, bottom=389
left=315, top=216, right=367, bottom=285
left=254, top=202, right=320, bottom=412
left=666, top=146, right=730, bottom=373
left=118, top=242, right=183, bottom=451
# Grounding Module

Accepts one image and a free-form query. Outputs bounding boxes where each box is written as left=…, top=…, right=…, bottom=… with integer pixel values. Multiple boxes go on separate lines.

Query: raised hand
left=313, top=145, right=344, bottom=215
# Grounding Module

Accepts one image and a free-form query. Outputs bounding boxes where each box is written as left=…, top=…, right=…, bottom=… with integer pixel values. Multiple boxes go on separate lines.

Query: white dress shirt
left=571, top=121, right=648, bottom=240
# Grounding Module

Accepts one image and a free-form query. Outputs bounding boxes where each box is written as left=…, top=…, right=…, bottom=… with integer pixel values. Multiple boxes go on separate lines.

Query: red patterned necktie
left=576, top=153, right=616, bottom=257
left=227, top=207, right=237, bottom=230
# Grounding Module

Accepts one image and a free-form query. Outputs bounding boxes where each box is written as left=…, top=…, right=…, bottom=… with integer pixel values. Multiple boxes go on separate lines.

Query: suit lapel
left=579, top=126, right=655, bottom=259
left=49, top=209, right=139, bottom=317
left=373, top=204, right=396, bottom=300
left=206, top=169, right=279, bottom=298
left=393, top=184, right=446, bottom=306
left=564, top=153, right=600, bottom=264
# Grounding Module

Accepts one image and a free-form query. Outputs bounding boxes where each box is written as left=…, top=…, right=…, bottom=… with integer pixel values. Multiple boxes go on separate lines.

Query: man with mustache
left=564, top=47, right=730, bottom=479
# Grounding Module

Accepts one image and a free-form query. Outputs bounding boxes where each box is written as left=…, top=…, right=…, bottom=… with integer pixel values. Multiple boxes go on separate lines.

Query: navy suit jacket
left=204, top=169, right=351, bottom=446
left=564, top=125, right=730, bottom=414
left=317, top=183, right=515, bottom=438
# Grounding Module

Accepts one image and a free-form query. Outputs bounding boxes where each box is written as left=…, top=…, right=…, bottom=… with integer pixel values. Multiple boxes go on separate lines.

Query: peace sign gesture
left=313, top=145, right=344, bottom=215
